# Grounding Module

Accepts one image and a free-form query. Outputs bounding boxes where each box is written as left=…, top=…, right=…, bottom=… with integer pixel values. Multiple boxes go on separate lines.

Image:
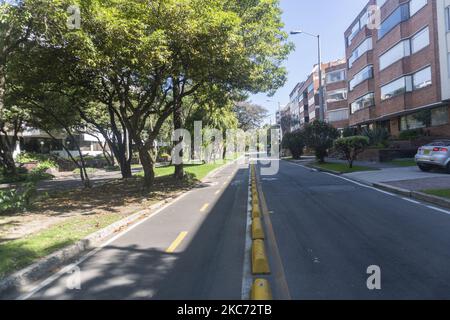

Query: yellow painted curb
left=252, top=217, right=265, bottom=240
left=251, top=279, right=272, bottom=300
left=252, top=198, right=259, bottom=209
left=252, top=206, right=261, bottom=219
left=252, top=240, right=270, bottom=274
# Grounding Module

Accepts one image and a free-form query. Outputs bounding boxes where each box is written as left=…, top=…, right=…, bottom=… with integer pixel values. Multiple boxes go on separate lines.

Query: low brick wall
left=356, top=148, right=417, bottom=162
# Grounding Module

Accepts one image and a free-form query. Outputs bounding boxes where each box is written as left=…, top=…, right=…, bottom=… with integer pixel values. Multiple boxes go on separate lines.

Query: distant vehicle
left=415, top=140, right=450, bottom=172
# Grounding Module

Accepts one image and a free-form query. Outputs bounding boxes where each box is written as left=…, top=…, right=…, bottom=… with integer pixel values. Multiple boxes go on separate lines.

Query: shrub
left=0, top=183, right=37, bottom=214
left=398, top=129, right=424, bottom=140
left=282, top=131, right=305, bottom=160
left=342, top=127, right=357, bottom=138
left=303, top=121, right=340, bottom=163
left=361, top=127, right=390, bottom=147
left=334, top=136, right=370, bottom=168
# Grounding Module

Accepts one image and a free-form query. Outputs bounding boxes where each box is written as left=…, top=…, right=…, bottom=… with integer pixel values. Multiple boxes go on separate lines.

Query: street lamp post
left=290, top=30, right=325, bottom=122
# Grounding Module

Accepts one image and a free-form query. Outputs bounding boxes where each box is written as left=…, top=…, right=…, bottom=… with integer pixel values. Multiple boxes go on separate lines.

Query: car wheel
left=418, top=164, right=432, bottom=172
left=446, top=163, right=450, bottom=174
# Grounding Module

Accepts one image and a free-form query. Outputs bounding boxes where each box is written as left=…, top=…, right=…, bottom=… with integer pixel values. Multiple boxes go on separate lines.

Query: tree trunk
left=0, top=66, right=16, bottom=175
left=138, top=145, right=156, bottom=188
left=173, top=105, right=184, bottom=180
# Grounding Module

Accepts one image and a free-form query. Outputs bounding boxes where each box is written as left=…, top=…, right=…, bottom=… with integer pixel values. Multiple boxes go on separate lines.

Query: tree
left=282, top=131, right=305, bottom=160
left=303, top=120, right=339, bottom=163
left=334, top=136, right=369, bottom=168
left=234, top=102, right=269, bottom=132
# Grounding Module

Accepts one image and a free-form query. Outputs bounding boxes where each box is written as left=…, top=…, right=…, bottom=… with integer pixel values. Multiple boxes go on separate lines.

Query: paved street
left=19, top=162, right=249, bottom=300
left=261, top=160, right=450, bottom=299
left=14, top=158, right=450, bottom=300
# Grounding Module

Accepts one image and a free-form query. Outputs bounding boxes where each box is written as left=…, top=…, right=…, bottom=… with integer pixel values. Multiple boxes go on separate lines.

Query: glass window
left=307, top=83, right=314, bottom=92
left=349, top=38, right=373, bottom=67
left=328, top=109, right=349, bottom=122
left=409, top=0, right=427, bottom=17
left=378, top=3, right=409, bottom=39
left=447, top=7, right=450, bottom=31
left=326, top=69, right=346, bottom=84
left=431, top=107, right=449, bottom=127
left=400, top=113, right=426, bottom=131
left=413, top=66, right=432, bottom=90
left=351, top=93, right=375, bottom=114
left=308, top=97, right=315, bottom=106
left=327, top=89, right=347, bottom=103
left=411, top=27, right=429, bottom=53
left=377, top=0, right=387, bottom=8
left=347, top=21, right=361, bottom=47
left=381, top=77, right=408, bottom=100
left=349, top=65, right=373, bottom=91
left=380, top=40, right=409, bottom=70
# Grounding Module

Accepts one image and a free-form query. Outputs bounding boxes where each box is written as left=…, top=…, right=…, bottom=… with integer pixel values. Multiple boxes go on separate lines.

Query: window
left=349, top=65, right=373, bottom=91
left=409, top=0, right=427, bottom=17
left=400, top=113, right=426, bottom=131
left=380, top=40, right=409, bottom=70
left=432, top=107, right=449, bottom=127
left=351, top=93, right=375, bottom=114
left=349, top=38, right=373, bottom=67
left=379, top=27, right=429, bottom=70
left=413, top=66, right=432, bottom=90
left=327, top=89, right=347, bottom=103
left=447, top=7, right=450, bottom=31
left=307, top=83, right=314, bottom=92
left=378, top=3, right=409, bottom=39
left=411, top=27, right=429, bottom=53
left=381, top=66, right=431, bottom=100
left=381, top=77, right=409, bottom=100
left=326, top=69, right=346, bottom=84
left=308, top=97, right=315, bottom=107
left=327, top=90, right=347, bottom=103
left=328, top=109, right=349, bottom=122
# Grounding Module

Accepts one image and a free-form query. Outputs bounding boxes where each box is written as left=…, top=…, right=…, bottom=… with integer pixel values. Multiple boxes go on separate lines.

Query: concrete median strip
left=251, top=279, right=272, bottom=300
left=252, top=239, right=270, bottom=275
left=252, top=217, right=265, bottom=240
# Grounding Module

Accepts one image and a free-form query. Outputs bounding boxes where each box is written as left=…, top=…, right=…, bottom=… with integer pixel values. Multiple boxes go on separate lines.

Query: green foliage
left=303, top=121, right=340, bottom=163
left=399, top=129, right=424, bottom=140
left=334, top=136, right=370, bottom=168
left=282, top=131, right=305, bottom=160
left=0, top=183, right=36, bottom=214
left=342, top=127, right=357, bottom=138
left=361, top=127, right=390, bottom=147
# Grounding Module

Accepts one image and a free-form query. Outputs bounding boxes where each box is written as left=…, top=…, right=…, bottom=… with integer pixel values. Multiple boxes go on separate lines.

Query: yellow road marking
left=166, top=232, right=188, bottom=253
left=200, top=203, right=210, bottom=212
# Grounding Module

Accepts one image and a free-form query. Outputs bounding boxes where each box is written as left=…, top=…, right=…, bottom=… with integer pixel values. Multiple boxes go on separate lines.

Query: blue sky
left=251, top=0, right=369, bottom=124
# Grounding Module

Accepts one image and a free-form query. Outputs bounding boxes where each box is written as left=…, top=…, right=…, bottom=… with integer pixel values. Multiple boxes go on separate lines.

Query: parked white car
left=415, top=140, right=450, bottom=173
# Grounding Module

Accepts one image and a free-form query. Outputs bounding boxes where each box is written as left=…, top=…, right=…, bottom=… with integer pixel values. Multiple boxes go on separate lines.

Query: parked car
left=415, top=140, right=450, bottom=172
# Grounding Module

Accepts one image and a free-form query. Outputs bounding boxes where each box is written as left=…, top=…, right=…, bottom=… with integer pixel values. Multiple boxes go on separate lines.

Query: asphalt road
left=20, top=161, right=249, bottom=300
left=260, top=160, right=450, bottom=300
left=15, top=157, right=450, bottom=300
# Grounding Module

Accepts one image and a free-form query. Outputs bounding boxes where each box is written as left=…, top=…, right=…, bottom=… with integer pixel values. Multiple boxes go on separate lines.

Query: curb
left=251, top=279, right=272, bottom=300
left=0, top=197, right=174, bottom=298
left=372, top=183, right=450, bottom=209
left=308, top=164, right=343, bottom=175
left=0, top=158, right=240, bottom=299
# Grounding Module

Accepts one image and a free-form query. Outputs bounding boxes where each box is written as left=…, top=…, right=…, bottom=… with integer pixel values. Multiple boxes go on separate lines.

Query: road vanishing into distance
left=14, top=157, right=450, bottom=300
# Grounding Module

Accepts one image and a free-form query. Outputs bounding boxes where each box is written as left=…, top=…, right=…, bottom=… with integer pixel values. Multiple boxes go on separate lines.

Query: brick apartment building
left=324, top=59, right=349, bottom=130
left=346, top=0, right=450, bottom=137
left=283, top=60, right=349, bottom=133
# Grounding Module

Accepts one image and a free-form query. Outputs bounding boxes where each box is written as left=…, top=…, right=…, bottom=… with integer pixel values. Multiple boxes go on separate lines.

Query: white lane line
left=19, top=159, right=243, bottom=300
left=426, top=206, right=450, bottom=215
left=403, top=198, right=421, bottom=204
left=241, top=165, right=253, bottom=300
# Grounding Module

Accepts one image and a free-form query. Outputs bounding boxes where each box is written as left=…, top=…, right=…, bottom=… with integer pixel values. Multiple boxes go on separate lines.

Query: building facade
left=324, top=59, right=350, bottom=130
left=346, top=0, right=450, bottom=137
